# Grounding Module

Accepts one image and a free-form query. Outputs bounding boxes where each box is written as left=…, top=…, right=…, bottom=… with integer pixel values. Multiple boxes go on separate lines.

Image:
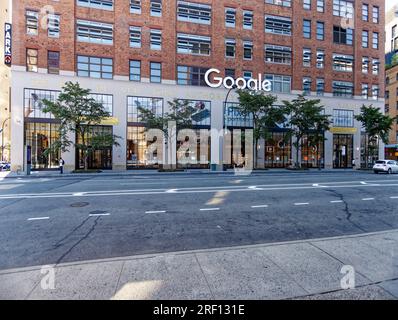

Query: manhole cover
left=70, top=202, right=89, bottom=208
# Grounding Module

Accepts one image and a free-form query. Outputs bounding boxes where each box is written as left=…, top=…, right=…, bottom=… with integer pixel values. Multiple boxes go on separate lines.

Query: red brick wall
left=12, top=0, right=385, bottom=95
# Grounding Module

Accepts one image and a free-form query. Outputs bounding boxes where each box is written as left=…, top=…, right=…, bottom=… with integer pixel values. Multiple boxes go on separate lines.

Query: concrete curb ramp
left=0, top=229, right=397, bottom=300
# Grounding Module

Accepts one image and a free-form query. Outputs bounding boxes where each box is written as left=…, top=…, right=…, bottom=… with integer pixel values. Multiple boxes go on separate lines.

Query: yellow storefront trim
left=330, top=127, right=357, bottom=134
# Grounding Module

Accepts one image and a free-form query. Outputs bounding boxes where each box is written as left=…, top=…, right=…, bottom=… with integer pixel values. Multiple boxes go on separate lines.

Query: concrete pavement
left=0, top=229, right=397, bottom=300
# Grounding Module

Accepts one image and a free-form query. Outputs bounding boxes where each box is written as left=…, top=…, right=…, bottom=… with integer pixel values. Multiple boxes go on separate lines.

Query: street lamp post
left=220, top=85, right=237, bottom=171
left=1, top=116, right=11, bottom=162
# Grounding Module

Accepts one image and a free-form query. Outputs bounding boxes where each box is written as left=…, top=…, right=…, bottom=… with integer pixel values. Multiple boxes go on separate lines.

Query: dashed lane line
left=27, top=217, right=50, bottom=221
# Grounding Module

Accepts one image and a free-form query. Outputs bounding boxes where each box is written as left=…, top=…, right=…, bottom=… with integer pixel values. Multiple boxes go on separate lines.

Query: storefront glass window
left=127, top=126, right=160, bottom=169
left=24, top=122, right=60, bottom=169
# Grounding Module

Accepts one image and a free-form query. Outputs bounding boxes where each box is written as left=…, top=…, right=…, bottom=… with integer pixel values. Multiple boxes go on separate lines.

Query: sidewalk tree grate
left=70, top=202, right=89, bottom=208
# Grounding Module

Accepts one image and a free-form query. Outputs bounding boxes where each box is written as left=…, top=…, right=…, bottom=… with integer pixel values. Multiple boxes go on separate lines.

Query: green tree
left=282, top=95, right=331, bottom=169
left=42, top=81, right=121, bottom=171
left=237, top=89, right=286, bottom=168
left=138, top=99, right=197, bottom=170
left=355, top=104, right=395, bottom=168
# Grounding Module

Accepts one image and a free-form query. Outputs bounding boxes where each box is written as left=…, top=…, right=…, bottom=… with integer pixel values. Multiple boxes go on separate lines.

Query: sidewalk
left=0, top=168, right=359, bottom=179
left=1, top=229, right=397, bottom=300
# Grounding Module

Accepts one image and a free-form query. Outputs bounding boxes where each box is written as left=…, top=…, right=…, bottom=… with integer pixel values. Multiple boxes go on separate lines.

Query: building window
left=129, top=26, right=141, bottom=48
left=243, top=71, right=252, bottom=80
left=243, top=41, right=253, bottom=60
left=333, top=53, right=354, bottom=72
left=90, top=93, right=113, bottom=115
left=25, top=122, right=61, bottom=169
left=225, top=69, right=235, bottom=78
left=150, top=29, right=162, bottom=50
left=316, top=22, right=324, bottom=40
left=362, top=31, right=369, bottom=48
left=333, top=109, right=354, bottom=127
left=224, top=102, right=254, bottom=128
left=265, top=15, right=292, bottom=35
left=177, top=1, right=211, bottom=25
left=47, top=14, right=60, bottom=38
left=303, top=0, right=311, bottom=10
left=265, top=74, right=291, bottom=93
left=265, top=44, right=292, bottom=65
left=362, top=57, right=369, bottom=73
left=303, top=77, right=312, bottom=94
left=177, top=33, right=211, bottom=55
left=27, top=49, right=38, bottom=72
left=243, top=11, right=253, bottom=30
left=150, top=0, right=162, bottom=17
left=372, top=6, right=379, bottom=24
left=316, top=78, right=325, bottom=96
left=371, top=85, right=379, bottom=100
left=332, top=81, right=353, bottom=98
left=26, top=10, right=38, bottom=35
left=77, top=0, right=114, bottom=10
left=265, top=0, right=291, bottom=7
left=130, top=0, right=141, bottom=14
left=225, top=39, right=236, bottom=58
left=150, top=62, right=162, bottom=83
left=48, top=51, right=60, bottom=75
left=372, top=32, right=379, bottom=49
left=177, top=65, right=209, bottom=86
left=129, top=60, right=141, bottom=81
left=333, top=26, right=353, bottom=45
left=362, top=4, right=368, bottom=21
left=361, top=84, right=369, bottom=99
left=303, top=20, right=311, bottom=39
left=77, top=55, right=113, bottom=79
left=179, top=100, right=211, bottom=126
left=303, top=48, right=311, bottom=67
left=24, top=88, right=60, bottom=119
left=127, top=96, right=163, bottom=123
left=316, top=50, right=325, bottom=68
left=317, top=0, right=324, bottom=12
left=76, top=20, right=113, bottom=45
left=372, top=59, right=380, bottom=75
left=225, top=8, right=236, bottom=28
left=333, top=0, right=354, bottom=19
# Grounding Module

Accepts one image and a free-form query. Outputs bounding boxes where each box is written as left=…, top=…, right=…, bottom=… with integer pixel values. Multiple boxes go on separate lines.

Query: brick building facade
left=9, top=0, right=386, bottom=171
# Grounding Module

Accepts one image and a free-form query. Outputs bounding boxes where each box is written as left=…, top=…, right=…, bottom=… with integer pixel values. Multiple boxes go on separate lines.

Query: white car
left=373, top=160, right=398, bottom=174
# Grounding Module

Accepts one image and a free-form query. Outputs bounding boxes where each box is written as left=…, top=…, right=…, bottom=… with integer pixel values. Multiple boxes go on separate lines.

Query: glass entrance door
left=333, top=134, right=354, bottom=168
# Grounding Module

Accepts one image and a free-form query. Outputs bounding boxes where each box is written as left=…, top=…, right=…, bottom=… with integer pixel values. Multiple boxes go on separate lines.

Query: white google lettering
left=205, top=68, right=271, bottom=92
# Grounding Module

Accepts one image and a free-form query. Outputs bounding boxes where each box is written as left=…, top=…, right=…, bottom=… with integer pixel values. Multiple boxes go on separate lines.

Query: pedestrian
left=352, top=158, right=356, bottom=169
left=59, top=157, right=65, bottom=174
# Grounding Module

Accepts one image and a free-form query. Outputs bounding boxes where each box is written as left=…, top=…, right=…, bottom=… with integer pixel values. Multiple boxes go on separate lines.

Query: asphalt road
left=1, top=170, right=398, bottom=270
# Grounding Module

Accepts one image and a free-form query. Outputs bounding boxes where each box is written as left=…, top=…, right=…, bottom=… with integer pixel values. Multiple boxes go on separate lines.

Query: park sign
left=4, top=23, right=11, bottom=66
left=205, top=68, right=272, bottom=92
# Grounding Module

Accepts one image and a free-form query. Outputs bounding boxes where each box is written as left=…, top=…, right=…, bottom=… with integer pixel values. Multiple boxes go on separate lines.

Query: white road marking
left=27, top=217, right=50, bottom=221
left=73, top=192, right=85, bottom=196
left=360, top=182, right=367, bottom=185
left=89, top=213, right=110, bottom=217
left=145, top=210, right=166, bottom=214
left=330, top=200, right=344, bottom=203
left=200, top=208, right=220, bottom=211
left=294, top=203, right=309, bottom=206
left=3, top=179, right=398, bottom=199
left=251, top=205, right=269, bottom=208
left=362, top=198, right=375, bottom=201
left=390, top=196, right=398, bottom=199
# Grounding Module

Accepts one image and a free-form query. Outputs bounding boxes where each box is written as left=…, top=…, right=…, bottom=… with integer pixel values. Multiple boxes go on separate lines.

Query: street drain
left=89, top=210, right=108, bottom=215
left=70, top=202, right=89, bottom=208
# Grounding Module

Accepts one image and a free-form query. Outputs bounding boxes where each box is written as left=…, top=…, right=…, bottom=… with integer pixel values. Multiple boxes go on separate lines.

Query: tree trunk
left=295, top=139, right=300, bottom=169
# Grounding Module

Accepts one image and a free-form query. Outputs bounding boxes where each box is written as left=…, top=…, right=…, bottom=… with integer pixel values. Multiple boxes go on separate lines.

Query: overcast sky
left=386, top=0, right=397, bottom=11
